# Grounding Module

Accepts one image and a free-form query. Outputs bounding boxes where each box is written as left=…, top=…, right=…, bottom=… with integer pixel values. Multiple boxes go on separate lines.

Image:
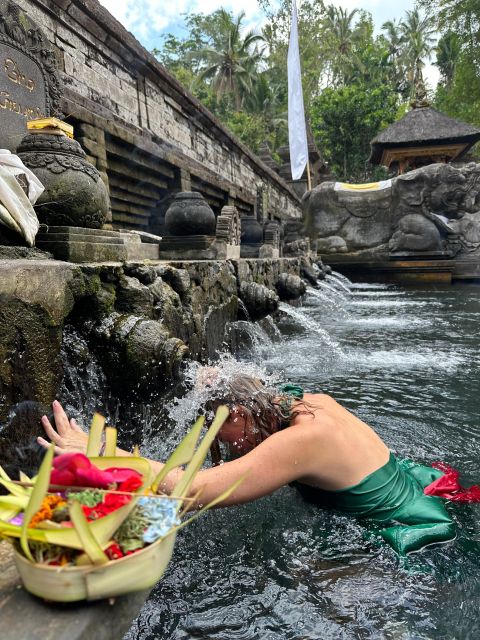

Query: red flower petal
left=76, top=467, right=116, bottom=489
left=50, top=468, right=77, bottom=486
left=118, top=475, right=143, bottom=492
left=105, top=543, right=124, bottom=560
left=53, top=453, right=91, bottom=471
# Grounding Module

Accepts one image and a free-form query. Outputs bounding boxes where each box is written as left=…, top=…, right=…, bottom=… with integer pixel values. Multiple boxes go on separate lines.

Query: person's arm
left=161, top=424, right=320, bottom=508
left=38, top=401, right=320, bottom=508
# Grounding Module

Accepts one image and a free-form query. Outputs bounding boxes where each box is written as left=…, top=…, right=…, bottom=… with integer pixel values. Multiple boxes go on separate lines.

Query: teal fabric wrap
left=280, top=384, right=304, bottom=399
left=295, top=453, right=456, bottom=555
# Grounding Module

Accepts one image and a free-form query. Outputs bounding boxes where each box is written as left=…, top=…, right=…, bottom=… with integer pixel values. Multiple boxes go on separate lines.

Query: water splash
left=226, top=321, right=274, bottom=363
left=306, top=287, right=350, bottom=317
left=329, top=270, right=353, bottom=287
left=237, top=299, right=250, bottom=320
left=306, top=286, right=335, bottom=306
left=349, top=282, right=390, bottom=290
left=60, top=325, right=107, bottom=423
left=167, top=355, right=280, bottom=433
left=351, top=300, right=441, bottom=308
left=278, top=302, right=344, bottom=356
left=318, top=279, right=348, bottom=302
left=258, top=315, right=282, bottom=340
left=351, top=290, right=406, bottom=297
left=349, top=348, right=466, bottom=372
left=341, top=316, right=431, bottom=329
left=326, top=273, right=351, bottom=295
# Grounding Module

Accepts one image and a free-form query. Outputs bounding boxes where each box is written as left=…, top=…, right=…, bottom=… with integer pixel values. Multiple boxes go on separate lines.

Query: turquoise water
left=126, top=281, right=480, bottom=640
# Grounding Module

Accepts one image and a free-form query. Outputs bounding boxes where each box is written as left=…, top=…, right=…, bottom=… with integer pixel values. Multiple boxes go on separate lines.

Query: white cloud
left=99, top=0, right=416, bottom=45
left=100, top=0, right=265, bottom=40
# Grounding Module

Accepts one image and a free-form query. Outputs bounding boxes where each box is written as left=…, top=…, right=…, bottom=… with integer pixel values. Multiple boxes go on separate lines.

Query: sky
left=99, top=0, right=439, bottom=87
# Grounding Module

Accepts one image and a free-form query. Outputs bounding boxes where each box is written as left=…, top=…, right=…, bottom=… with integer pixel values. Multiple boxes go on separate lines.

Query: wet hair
left=206, top=374, right=311, bottom=464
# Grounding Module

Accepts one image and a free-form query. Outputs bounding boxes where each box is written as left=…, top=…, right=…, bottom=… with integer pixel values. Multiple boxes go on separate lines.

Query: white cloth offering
left=0, top=149, right=44, bottom=246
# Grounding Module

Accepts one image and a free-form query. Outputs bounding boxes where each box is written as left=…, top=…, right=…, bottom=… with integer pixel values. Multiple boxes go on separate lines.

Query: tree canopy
left=152, top=1, right=479, bottom=180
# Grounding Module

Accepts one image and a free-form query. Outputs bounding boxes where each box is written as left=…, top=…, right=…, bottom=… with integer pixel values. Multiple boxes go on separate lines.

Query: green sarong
left=295, top=453, right=456, bottom=555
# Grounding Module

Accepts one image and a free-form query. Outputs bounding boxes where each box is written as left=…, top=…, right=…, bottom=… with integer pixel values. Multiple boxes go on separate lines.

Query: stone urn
left=240, top=214, right=263, bottom=245
left=164, top=191, right=216, bottom=236
left=263, top=219, right=281, bottom=241
left=16, top=133, right=109, bottom=228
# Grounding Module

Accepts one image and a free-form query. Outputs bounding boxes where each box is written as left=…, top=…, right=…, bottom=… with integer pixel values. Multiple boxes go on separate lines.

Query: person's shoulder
left=304, top=392, right=339, bottom=408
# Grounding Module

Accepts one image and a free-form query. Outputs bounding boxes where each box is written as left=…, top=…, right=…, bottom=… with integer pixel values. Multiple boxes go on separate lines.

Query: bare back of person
left=289, top=393, right=390, bottom=491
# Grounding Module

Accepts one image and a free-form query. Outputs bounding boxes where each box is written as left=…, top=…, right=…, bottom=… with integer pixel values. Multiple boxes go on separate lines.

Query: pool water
left=126, top=280, right=480, bottom=640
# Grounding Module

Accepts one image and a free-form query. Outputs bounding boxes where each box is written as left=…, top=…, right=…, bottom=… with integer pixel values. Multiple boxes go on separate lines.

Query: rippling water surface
left=126, top=279, right=480, bottom=640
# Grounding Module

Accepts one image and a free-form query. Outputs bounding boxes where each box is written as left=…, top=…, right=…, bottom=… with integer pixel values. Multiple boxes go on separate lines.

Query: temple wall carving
left=303, top=163, right=480, bottom=261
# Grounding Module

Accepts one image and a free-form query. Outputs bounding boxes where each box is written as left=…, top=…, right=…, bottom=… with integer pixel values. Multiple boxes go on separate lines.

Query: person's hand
left=37, top=400, right=88, bottom=455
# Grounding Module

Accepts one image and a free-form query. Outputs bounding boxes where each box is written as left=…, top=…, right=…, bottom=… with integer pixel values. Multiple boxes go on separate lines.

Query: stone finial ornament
left=411, top=67, right=430, bottom=109
left=164, top=191, right=216, bottom=236
left=216, top=205, right=240, bottom=245
left=214, top=204, right=240, bottom=259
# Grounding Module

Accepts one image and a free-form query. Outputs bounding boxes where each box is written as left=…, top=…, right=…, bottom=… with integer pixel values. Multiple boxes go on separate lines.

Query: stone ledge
left=0, top=542, right=148, bottom=640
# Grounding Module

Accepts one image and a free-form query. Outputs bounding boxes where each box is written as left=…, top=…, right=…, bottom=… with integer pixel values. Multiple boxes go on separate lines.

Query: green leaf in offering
left=0, top=495, right=28, bottom=522
left=174, top=405, right=229, bottom=500
left=0, top=466, right=29, bottom=498
left=68, top=500, right=109, bottom=565
left=19, top=471, right=31, bottom=484
left=175, top=473, right=248, bottom=531
left=104, top=427, right=117, bottom=457
left=20, top=445, right=54, bottom=562
left=0, top=520, right=48, bottom=542
left=86, top=413, right=106, bottom=457
left=152, top=415, right=205, bottom=493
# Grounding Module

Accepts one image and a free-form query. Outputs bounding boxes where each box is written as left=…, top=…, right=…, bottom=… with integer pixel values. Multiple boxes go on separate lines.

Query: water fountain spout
left=278, top=302, right=343, bottom=355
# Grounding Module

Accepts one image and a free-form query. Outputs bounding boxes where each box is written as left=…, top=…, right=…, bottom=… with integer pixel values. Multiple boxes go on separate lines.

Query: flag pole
left=306, top=159, right=312, bottom=191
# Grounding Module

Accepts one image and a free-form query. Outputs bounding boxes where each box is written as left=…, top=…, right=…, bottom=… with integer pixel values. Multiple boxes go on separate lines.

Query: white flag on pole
left=288, top=0, right=308, bottom=181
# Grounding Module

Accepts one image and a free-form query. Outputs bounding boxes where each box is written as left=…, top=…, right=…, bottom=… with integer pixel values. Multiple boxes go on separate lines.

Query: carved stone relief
left=0, top=0, right=62, bottom=151
left=303, top=163, right=480, bottom=260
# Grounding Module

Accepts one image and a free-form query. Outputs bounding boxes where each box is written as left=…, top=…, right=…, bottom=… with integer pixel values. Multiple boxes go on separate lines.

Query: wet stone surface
left=0, top=542, right=149, bottom=640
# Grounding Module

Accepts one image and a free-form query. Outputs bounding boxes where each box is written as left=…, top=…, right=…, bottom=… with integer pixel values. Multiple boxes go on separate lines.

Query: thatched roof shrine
left=370, top=105, right=480, bottom=174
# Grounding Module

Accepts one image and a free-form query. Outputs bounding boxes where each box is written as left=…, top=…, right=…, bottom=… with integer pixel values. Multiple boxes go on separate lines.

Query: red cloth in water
left=424, top=462, right=480, bottom=503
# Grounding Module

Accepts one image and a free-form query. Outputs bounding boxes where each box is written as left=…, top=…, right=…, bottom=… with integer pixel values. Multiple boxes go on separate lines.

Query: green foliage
left=436, top=32, right=461, bottom=86
left=311, top=83, right=398, bottom=181
left=435, top=55, right=480, bottom=132
left=154, top=3, right=440, bottom=178
left=418, top=0, right=480, bottom=62
left=420, top=0, right=480, bottom=156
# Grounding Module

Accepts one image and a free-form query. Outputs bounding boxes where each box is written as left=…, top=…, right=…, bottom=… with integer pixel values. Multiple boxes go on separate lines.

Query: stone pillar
left=179, top=168, right=191, bottom=192
left=256, top=185, right=268, bottom=223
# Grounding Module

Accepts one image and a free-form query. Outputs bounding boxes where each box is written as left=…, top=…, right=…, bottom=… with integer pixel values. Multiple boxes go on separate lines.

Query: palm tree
left=325, top=5, right=359, bottom=55
left=382, top=19, right=403, bottom=64
left=436, top=31, right=461, bottom=86
left=381, top=18, right=408, bottom=94
left=244, top=73, right=288, bottom=146
left=190, top=9, right=265, bottom=110
left=323, top=5, right=369, bottom=85
left=399, top=9, right=436, bottom=98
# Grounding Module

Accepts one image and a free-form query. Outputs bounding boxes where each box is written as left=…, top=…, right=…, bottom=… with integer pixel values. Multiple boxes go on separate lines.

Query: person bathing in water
left=38, top=374, right=458, bottom=555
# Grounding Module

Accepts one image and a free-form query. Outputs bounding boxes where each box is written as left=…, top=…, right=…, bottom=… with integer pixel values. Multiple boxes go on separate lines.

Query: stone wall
left=13, top=0, right=301, bottom=231
left=0, top=254, right=323, bottom=428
